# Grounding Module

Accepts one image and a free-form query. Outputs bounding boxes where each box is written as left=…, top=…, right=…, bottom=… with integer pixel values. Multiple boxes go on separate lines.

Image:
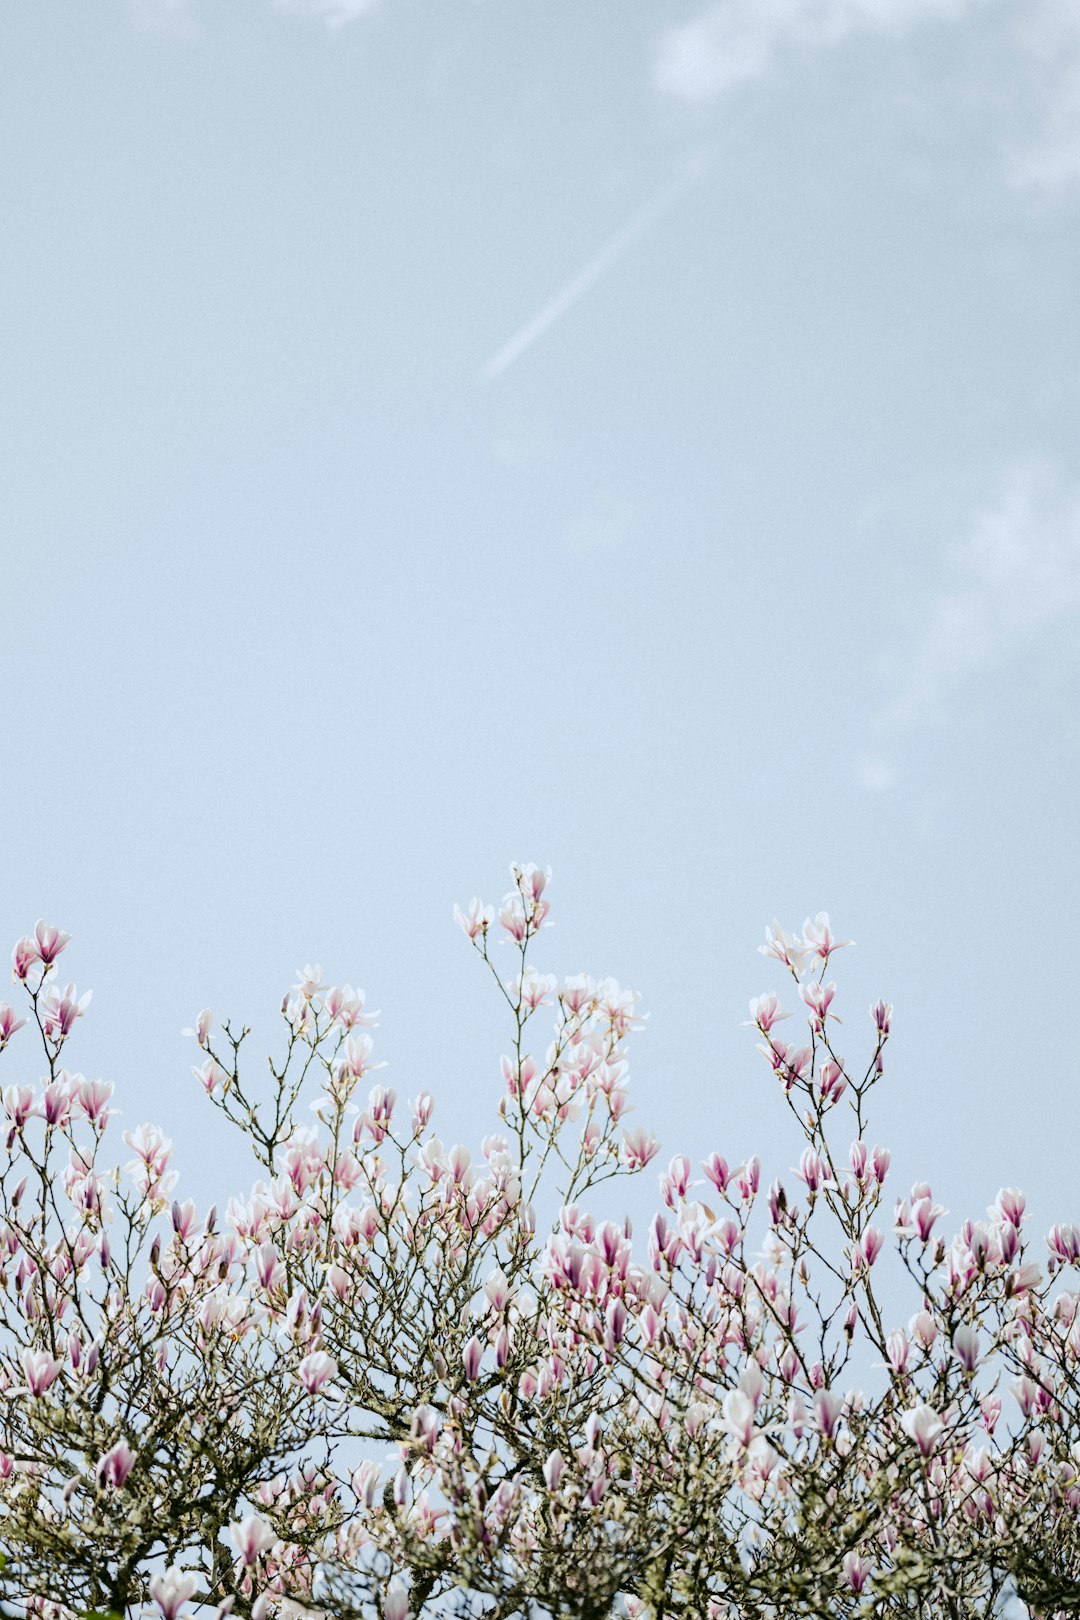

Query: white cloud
left=272, top=0, right=379, bottom=25
left=876, top=465, right=1080, bottom=736
left=654, top=0, right=980, bottom=102
left=129, top=0, right=379, bottom=31
left=655, top=0, right=1080, bottom=198
left=1007, top=2, right=1080, bottom=191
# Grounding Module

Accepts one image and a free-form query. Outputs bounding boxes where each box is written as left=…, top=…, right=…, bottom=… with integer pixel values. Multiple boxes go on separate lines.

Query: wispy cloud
left=654, top=0, right=979, bottom=103
left=130, top=0, right=379, bottom=31
left=655, top=0, right=1080, bottom=197
left=859, top=465, right=1080, bottom=788
left=479, top=153, right=710, bottom=384
left=1007, top=2, right=1080, bottom=191
left=272, top=0, right=378, bottom=26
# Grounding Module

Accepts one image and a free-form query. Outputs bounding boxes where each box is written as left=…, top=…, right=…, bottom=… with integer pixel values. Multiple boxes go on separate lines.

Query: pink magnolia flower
left=622, top=1126, right=660, bottom=1172
left=759, top=920, right=810, bottom=975
left=182, top=1008, right=213, bottom=1047
left=42, top=1075, right=75, bottom=1126
left=75, top=1077, right=115, bottom=1126
left=819, top=1060, right=846, bottom=1105
left=97, top=1438, right=136, bottom=1488
left=230, top=1513, right=275, bottom=1565
left=462, top=1335, right=484, bottom=1381
left=813, top=1389, right=843, bottom=1440
left=799, top=979, right=837, bottom=1032
left=912, top=1196, right=946, bottom=1244
left=801, top=912, right=851, bottom=962
left=254, top=1242, right=285, bottom=1292
left=297, top=1351, right=337, bottom=1395
left=543, top=1449, right=565, bottom=1490
left=292, top=963, right=326, bottom=1001
left=514, top=861, right=550, bottom=901
left=324, top=983, right=379, bottom=1029
left=192, top=1057, right=226, bottom=1094
left=41, top=981, right=92, bottom=1040
left=410, top=1091, right=434, bottom=1133
left=34, top=921, right=71, bottom=965
left=901, top=1401, right=945, bottom=1457
left=952, top=1324, right=981, bottom=1375
left=498, top=895, right=529, bottom=942
left=353, top=1459, right=382, bottom=1508
left=870, top=999, right=892, bottom=1034
left=0, top=1002, right=27, bottom=1046
left=11, top=935, right=40, bottom=980
left=561, top=973, right=595, bottom=1014
left=1048, top=1223, right=1080, bottom=1264
left=747, top=993, right=789, bottom=1033
left=886, top=1330, right=909, bottom=1374
left=410, top=1403, right=439, bottom=1453
left=843, top=1551, right=871, bottom=1594
left=721, top=1389, right=755, bottom=1448
left=851, top=1227, right=884, bottom=1271
left=702, top=1153, right=730, bottom=1192
left=909, top=1309, right=938, bottom=1352
left=150, top=1567, right=198, bottom=1620
left=3, top=1085, right=39, bottom=1128
left=21, top=1348, right=63, bottom=1397
left=796, top=1148, right=829, bottom=1195
left=384, top=1582, right=411, bottom=1620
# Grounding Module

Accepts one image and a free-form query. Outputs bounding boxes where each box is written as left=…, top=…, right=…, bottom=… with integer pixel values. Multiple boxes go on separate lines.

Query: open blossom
left=323, top=983, right=378, bottom=1029
left=902, top=1401, right=945, bottom=1457
left=4, top=1085, right=39, bottom=1128
left=843, top=1550, right=871, bottom=1593
left=21, top=1349, right=63, bottom=1397
left=97, top=1438, right=136, bottom=1488
left=799, top=979, right=837, bottom=1031
left=721, top=1389, right=755, bottom=1448
left=34, top=921, right=71, bottom=965
left=747, top=992, right=789, bottom=1032
left=75, top=1077, right=115, bottom=1126
left=454, top=897, right=494, bottom=939
left=193, top=1056, right=227, bottom=1094
left=230, top=1512, right=275, bottom=1565
left=41, top=981, right=92, bottom=1040
left=298, top=1351, right=337, bottom=1395
left=150, top=1567, right=198, bottom=1620
left=1048, top=1222, right=1080, bottom=1264
left=759, top=919, right=810, bottom=975
left=11, top=935, right=40, bottom=980
left=621, top=1125, right=660, bottom=1171
left=0, top=1002, right=27, bottom=1046
left=802, top=912, right=851, bottom=961
left=292, top=963, right=326, bottom=1001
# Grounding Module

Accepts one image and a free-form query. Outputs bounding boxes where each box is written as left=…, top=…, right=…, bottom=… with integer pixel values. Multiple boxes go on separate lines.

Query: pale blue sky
left=2, top=0, right=1078, bottom=1233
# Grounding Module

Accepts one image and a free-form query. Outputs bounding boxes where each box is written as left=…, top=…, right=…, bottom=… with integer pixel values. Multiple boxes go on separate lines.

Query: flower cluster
left=0, top=871, right=1078, bottom=1620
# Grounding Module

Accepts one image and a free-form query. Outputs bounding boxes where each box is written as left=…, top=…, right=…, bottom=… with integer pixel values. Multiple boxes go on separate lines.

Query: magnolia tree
left=1, top=868, right=1079, bottom=1620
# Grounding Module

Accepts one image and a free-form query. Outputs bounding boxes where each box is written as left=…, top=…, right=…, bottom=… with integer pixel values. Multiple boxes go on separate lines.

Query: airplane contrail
left=480, top=152, right=710, bottom=384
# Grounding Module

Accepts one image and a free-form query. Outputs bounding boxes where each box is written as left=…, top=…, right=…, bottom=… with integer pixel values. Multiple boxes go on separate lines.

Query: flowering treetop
left=0, top=866, right=1078, bottom=1620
